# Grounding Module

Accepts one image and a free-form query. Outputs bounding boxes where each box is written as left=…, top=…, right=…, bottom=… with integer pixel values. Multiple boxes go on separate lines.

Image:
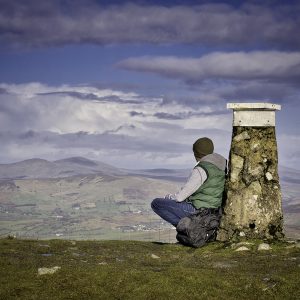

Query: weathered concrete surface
left=217, top=126, right=284, bottom=241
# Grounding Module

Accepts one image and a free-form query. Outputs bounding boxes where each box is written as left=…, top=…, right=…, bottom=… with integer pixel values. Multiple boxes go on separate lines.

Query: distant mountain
left=124, top=168, right=190, bottom=182
left=53, top=156, right=124, bottom=176
left=0, top=157, right=125, bottom=179
left=0, top=157, right=190, bottom=181
left=55, top=157, right=99, bottom=167
left=126, top=165, right=300, bottom=183
left=0, top=156, right=299, bottom=184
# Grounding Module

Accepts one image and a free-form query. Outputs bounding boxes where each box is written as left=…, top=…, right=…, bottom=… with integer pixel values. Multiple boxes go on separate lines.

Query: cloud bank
left=0, top=82, right=231, bottom=168
left=1, top=1, right=299, bottom=48
left=117, top=50, right=300, bottom=106
left=0, top=81, right=299, bottom=169
left=118, top=51, right=300, bottom=83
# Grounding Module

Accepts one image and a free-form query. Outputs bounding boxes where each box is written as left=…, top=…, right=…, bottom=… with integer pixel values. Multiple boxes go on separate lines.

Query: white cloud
left=0, top=82, right=231, bottom=168
left=118, top=51, right=300, bottom=83
left=1, top=82, right=299, bottom=170
left=0, top=82, right=151, bottom=134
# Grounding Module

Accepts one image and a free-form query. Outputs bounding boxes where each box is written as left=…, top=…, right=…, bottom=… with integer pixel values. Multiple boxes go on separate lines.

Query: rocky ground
left=1, top=238, right=300, bottom=299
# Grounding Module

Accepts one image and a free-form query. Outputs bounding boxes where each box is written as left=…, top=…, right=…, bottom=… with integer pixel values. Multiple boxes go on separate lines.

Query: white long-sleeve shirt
left=167, top=166, right=207, bottom=202
left=165, top=153, right=226, bottom=202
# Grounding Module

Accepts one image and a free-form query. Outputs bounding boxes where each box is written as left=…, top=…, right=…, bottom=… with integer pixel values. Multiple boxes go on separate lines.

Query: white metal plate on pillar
left=227, top=102, right=281, bottom=127
left=233, top=110, right=276, bottom=126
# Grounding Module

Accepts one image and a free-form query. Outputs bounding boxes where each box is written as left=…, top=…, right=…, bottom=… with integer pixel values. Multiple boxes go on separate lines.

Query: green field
left=1, top=238, right=300, bottom=300
left=0, top=175, right=179, bottom=241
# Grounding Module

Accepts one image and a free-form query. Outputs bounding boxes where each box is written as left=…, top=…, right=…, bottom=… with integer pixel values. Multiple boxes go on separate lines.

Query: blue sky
left=0, top=0, right=300, bottom=169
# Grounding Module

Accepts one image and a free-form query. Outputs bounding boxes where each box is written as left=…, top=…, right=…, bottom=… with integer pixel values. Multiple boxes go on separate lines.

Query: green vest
left=188, top=161, right=225, bottom=209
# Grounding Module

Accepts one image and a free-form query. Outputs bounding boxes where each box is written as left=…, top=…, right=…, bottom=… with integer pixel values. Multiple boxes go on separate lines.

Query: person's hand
left=164, top=194, right=175, bottom=200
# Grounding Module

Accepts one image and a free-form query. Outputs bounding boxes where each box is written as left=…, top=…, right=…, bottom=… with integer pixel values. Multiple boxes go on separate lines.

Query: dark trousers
left=151, top=198, right=197, bottom=227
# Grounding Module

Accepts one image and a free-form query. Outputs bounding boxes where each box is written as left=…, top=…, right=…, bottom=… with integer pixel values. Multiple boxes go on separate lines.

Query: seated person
left=151, top=137, right=226, bottom=227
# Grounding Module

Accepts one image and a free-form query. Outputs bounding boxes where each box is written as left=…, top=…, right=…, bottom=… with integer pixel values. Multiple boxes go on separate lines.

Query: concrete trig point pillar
left=217, top=103, right=284, bottom=241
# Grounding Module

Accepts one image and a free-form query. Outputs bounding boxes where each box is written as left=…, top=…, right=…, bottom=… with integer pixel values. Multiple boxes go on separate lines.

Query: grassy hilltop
left=1, top=238, right=300, bottom=300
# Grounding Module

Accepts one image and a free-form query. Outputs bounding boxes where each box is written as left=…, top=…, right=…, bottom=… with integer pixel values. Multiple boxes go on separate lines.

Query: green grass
left=0, top=238, right=300, bottom=300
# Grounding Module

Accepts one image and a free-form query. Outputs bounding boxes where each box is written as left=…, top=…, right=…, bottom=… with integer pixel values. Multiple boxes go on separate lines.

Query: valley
left=0, top=157, right=299, bottom=242
left=0, top=174, right=179, bottom=242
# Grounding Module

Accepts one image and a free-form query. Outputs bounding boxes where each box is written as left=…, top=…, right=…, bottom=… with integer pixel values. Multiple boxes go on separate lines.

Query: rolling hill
left=0, top=157, right=299, bottom=240
left=0, top=157, right=125, bottom=179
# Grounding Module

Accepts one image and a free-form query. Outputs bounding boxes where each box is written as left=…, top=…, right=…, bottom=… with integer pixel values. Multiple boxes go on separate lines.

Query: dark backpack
left=176, top=208, right=222, bottom=248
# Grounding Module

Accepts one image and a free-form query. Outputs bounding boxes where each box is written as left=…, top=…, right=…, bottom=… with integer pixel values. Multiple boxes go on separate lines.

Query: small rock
left=251, top=143, right=259, bottom=151
left=265, top=172, right=273, bottom=181
left=151, top=254, right=160, bottom=259
left=231, top=242, right=253, bottom=249
left=239, top=231, right=246, bottom=237
left=38, top=266, right=61, bottom=276
left=230, top=154, right=244, bottom=182
left=248, top=165, right=264, bottom=178
left=259, top=243, right=271, bottom=250
left=213, top=262, right=233, bottom=269
left=68, top=247, right=78, bottom=251
left=235, top=246, right=249, bottom=252
left=38, top=244, right=50, bottom=248
left=98, top=262, right=108, bottom=265
left=234, top=131, right=250, bottom=142
left=258, top=243, right=271, bottom=251
left=236, top=242, right=254, bottom=247
left=116, top=258, right=124, bottom=262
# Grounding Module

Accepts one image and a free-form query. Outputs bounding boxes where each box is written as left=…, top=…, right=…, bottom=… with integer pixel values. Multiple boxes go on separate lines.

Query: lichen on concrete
left=217, top=126, right=284, bottom=242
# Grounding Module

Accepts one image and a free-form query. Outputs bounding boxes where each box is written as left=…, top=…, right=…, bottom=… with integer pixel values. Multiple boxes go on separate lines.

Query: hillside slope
left=0, top=174, right=180, bottom=240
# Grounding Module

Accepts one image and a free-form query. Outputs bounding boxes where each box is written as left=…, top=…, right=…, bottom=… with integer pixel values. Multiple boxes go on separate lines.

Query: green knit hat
left=193, top=137, right=214, bottom=158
